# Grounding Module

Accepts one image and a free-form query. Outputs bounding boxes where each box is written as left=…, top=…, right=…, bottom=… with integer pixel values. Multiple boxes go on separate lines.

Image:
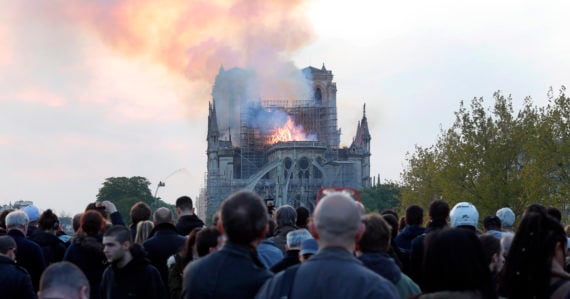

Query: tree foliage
left=360, top=182, right=402, bottom=213
left=401, top=87, right=570, bottom=223
left=96, top=176, right=174, bottom=225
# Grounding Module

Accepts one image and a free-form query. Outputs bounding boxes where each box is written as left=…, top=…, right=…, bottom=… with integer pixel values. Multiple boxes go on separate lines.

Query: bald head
left=154, top=207, right=173, bottom=225
left=313, top=193, right=363, bottom=249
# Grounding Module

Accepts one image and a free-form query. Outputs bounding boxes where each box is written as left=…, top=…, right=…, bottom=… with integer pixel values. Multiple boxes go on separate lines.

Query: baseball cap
left=23, top=205, right=40, bottom=222
left=450, top=202, right=479, bottom=229
left=496, top=207, right=515, bottom=228
left=300, top=238, right=318, bottom=256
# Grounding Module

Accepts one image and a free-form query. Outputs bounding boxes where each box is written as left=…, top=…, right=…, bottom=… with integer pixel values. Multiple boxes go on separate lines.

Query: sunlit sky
left=1, top=0, right=569, bottom=215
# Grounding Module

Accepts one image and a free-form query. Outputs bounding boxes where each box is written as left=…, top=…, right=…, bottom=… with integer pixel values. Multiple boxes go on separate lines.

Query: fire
left=268, top=117, right=315, bottom=144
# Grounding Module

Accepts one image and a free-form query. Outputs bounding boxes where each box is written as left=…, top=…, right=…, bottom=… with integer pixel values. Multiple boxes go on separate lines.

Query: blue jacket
left=395, top=225, right=426, bottom=252
left=184, top=242, right=273, bottom=299
left=256, top=247, right=399, bottom=299
left=142, top=222, right=186, bottom=287
left=0, top=255, right=36, bottom=299
left=359, top=252, right=421, bottom=299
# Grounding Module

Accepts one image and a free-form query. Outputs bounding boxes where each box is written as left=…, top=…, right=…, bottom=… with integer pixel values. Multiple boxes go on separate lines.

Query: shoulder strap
left=279, top=265, right=300, bottom=299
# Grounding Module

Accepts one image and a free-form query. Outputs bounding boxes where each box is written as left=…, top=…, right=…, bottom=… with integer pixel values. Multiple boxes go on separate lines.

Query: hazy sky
left=1, top=0, right=569, bottom=215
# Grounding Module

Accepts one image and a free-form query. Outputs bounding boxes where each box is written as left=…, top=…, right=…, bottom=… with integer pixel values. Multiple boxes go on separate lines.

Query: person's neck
left=318, top=240, right=354, bottom=253
left=115, top=250, right=133, bottom=269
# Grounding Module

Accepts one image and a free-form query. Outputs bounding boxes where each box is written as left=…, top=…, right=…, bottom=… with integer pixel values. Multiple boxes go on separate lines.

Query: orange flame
left=268, top=117, right=315, bottom=144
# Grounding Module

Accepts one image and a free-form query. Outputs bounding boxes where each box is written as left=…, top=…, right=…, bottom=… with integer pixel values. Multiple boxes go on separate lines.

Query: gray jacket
left=256, top=247, right=399, bottom=299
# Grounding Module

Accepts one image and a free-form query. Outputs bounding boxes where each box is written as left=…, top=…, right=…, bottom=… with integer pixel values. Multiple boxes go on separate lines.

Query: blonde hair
left=134, top=220, right=154, bottom=244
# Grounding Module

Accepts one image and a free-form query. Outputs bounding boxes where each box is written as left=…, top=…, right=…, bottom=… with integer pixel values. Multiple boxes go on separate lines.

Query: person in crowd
left=500, top=232, right=515, bottom=259
left=256, top=192, right=398, bottom=299
left=72, top=213, right=82, bottom=233
left=0, top=235, right=36, bottom=299
left=169, top=226, right=221, bottom=299
left=30, top=209, right=66, bottom=264
left=6, top=210, right=46, bottom=292
left=23, top=204, right=41, bottom=237
left=483, top=215, right=503, bottom=239
left=382, top=213, right=405, bottom=270
left=498, top=211, right=570, bottom=298
left=399, top=216, right=407, bottom=232
left=271, top=205, right=297, bottom=254
left=299, top=238, right=318, bottom=262
left=100, top=225, right=166, bottom=299
left=395, top=205, right=425, bottom=253
left=479, top=234, right=504, bottom=288
left=39, top=261, right=90, bottom=299
left=0, top=208, right=14, bottom=236
left=183, top=190, right=273, bottom=299
left=496, top=207, right=516, bottom=232
left=419, top=228, right=496, bottom=298
left=175, top=196, right=204, bottom=235
left=64, top=210, right=107, bottom=299
left=409, top=199, right=450, bottom=286
left=270, top=229, right=313, bottom=273
left=450, top=202, right=479, bottom=231
left=129, top=201, right=151, bottom=240
left=143, top=207, right=186, bottom=289
left=257, top=219, right=283, bottom=269
left=295, top=207, right=310, bottom=229
left=86, top=201, right=125, bottom=227
left=358, top=213, right=421, bottom=299
left=168, top=227, right=202, bottom=299
left=134, top=220, right=154, bottom=245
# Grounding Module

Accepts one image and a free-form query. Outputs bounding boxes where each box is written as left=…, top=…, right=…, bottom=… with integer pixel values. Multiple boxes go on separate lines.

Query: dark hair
left=479, top=234, right=501, bottom=269
left=176, top=196, right=194, bottom=211
left=221, top=191, right=268, bottom=245
left=85, top=202, right=108, bottom=219
left=0, top=209, right=14, bottom=229
left=274, top=205, right=296, bottom=228
left=72, top=213, right=82, bottom=232
left=429, top=199, right=450, bottom=221
left=524, top=203, right=547, bottom=217
left=499, top=212, right=566, bottom=298
left=103, top=225, right=132, bottom=244
left=423, top=228, right=496, bottom=298
left=483, top=216, right=502, bottom=231
left=547, top=206, right=562, bottom=223
left=359, top=213, right=391, bottom=253
left=406, top=205, right=424, bottom=226
left=130, top=202, right=151, bottom=225
left=38, top=209, right=59, bottom=231
left=181, top=227, right=202, bottom=266
left=380, top=209, right=398, bottom=219
left=0, top=235, right=16, bottom=254
left=196, top=226, right=221, bottom=257
left=296, top=207, right=310, bottom=228
left=399, top=216, right=407, bottom=231
left=79, top=211, right=105, bottom=236
left=382, top=214, right=399, bottom=240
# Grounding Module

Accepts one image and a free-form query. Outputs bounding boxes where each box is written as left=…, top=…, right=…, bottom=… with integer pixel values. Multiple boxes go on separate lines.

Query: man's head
left=483, top=215, right=502, bottom=232
left=295, top=207, right=310, bottom=228
left=102, top=225, right=132, bottom=264
left=359, top=213, right=391, bottom=253
left=23, top=204, right=40, bottom=224
left=219, top=191, right=268, bottom=246
left=286, top=229, right=313, bottom=250
left=0, top=235, right=17, bottom=260
left=153, top=207, right=173, bottom=225
left=39, top=261, right=89, bottom=299
left=5, top=210, right=29, bottom=234
left=429, top=199, right=450, bottom=222
left=38, top=209, right=59, bottom=232
left=195, top=226, right=222, bottom=257
left=176, top=196, right=194, bottom=215
left=130, top=202, right=151, bottom=226
left=274, top=205, right=296, bottom=228
left=405, top=205, right=423, bottom=226
left=311, top=192, right=364, bottom=250
left=450, top=202, right=479, bottom=230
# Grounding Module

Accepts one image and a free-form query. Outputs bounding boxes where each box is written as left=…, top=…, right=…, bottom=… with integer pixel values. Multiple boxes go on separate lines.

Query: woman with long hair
left=134, top=220, right=154, bottom=245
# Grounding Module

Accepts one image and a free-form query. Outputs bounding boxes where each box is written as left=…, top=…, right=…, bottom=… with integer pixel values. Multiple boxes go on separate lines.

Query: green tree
left=96, top=176, right=174, bottom=225
left=360, top=182, right=402, bottom=213
left=401, top=88, right=570, bottom=223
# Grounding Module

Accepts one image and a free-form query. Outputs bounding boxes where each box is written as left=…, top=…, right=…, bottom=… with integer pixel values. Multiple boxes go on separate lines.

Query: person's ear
left=80, top=285, right=89, bottom=299
left=355, top=223, right=366, bottom=242
left=309, top=221, right=319, bottom=240
left=122, top=241, right=131, bottom=251
left=258, top=223, right=268, bottom=239
left=216, top=218, right=225, bottom=235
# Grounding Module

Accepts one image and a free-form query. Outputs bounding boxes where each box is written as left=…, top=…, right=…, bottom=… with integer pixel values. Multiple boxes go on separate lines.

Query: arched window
left=315, top=88, right=322, bottom=104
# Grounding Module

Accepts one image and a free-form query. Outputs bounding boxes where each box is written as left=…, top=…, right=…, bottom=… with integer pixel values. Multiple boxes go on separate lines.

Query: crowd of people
left=0, top=190, right=569, bottom=299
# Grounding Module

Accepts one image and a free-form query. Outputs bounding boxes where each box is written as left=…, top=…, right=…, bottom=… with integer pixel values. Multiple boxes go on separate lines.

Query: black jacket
left=7, top=229, right=46, bottom=292
left=64, top=233, right=107, bottom=299
left=0, top=255, right=36, bottom=299
left=30, top=231, right=66, bottom=264
left=176, top=214, right=204, bottom=236
left=184, top=242, right=273, bottom=299
left=143, top=223, right=187, bottom=287
left=270, top=249, right=300, bottom=273
left=100, top=244, right=166, bottom=299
